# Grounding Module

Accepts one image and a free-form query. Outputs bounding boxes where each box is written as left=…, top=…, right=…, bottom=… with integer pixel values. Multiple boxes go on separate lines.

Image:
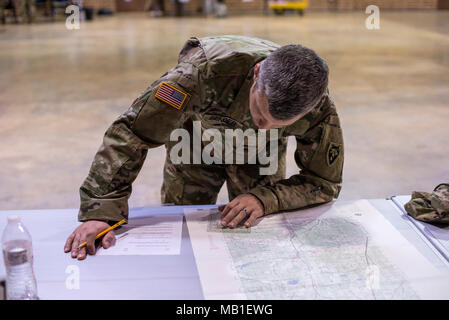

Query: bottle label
left=5, top=248, right=28, bottom=266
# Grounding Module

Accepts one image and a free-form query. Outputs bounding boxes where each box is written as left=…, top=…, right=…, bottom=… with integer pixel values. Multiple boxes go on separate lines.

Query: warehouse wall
left=308, top=0, right=437, bottom=10
left=173, top=0, right=439, bottom=14
left=226, top=0, right=439, bottom=13
left=81, top=0, right=438, bottom=14
left=215, top=0, right=264, bottom=12
left=83, top=0, right=117, bottom=11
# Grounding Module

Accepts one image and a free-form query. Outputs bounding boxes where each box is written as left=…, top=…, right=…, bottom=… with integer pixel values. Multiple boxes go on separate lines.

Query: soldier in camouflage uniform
left=64, top=35, right=344, bottom=260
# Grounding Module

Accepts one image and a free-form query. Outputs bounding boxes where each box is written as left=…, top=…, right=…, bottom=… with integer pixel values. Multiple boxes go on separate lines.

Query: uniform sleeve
left=248, top=95, right=344, bottom=215
left=78, top=61, right=200, bottom=222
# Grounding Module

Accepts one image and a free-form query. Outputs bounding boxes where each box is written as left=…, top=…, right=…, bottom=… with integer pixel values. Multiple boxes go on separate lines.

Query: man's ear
left=253, top=63, right=260, bottom=81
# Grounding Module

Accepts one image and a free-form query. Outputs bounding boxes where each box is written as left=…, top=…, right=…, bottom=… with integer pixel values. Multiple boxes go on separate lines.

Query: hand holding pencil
left=64, top=219, right=127, bottom=260
left=78, top=219, right=126, bottom=249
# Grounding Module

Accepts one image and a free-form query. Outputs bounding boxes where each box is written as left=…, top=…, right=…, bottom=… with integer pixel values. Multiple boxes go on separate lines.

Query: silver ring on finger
left=241, top=208, right=249, bottom=217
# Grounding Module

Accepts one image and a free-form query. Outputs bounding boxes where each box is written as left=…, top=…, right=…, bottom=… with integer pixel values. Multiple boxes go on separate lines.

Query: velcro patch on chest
left=155, top=82, right=188, bottom=110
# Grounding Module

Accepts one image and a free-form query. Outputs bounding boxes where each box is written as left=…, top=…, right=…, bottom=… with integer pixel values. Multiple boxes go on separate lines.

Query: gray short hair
left=257, top=44, right=329, bottom=120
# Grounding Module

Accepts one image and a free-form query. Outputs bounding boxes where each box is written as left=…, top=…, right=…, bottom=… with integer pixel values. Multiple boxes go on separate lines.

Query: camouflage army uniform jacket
left=78, top=35, right=344, bottom=223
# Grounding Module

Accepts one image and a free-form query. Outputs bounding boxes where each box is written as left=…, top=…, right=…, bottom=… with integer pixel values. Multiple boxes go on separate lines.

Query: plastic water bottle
left=2, top=215, right=38, bottom=300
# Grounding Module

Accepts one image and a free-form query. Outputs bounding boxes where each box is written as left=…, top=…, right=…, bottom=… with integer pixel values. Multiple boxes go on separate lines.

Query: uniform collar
left=227, top=66, right=257, bottom=129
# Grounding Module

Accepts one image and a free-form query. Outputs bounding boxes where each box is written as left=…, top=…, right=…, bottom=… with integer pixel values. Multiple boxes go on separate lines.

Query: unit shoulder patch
left=327, top=142, right=342, bottom=167
left=155, top=82, right=189, bottom=110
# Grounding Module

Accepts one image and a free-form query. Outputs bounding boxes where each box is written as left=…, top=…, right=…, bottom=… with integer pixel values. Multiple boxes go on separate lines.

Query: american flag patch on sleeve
left=155, top=82, right=188, bottom=110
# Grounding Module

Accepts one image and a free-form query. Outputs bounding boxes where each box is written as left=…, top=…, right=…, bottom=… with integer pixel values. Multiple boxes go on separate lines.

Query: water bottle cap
left=7, top=215, right=20, bottom=223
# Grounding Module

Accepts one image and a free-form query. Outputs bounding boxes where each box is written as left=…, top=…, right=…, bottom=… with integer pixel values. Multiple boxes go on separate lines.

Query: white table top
left=0, top=199, right=448, bottom=300
left=392, top=195, right=449, bottom=264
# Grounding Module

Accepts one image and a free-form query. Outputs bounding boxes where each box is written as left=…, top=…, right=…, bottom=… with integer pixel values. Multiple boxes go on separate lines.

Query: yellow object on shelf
left=268, top=0, right=308, bottom=14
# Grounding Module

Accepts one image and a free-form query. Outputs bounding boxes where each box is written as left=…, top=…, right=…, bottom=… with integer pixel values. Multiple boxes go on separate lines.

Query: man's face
left=249, top=64, right=304, bottom=130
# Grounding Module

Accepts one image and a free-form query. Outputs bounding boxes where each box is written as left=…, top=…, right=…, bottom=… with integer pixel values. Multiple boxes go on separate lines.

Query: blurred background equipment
left=145, top=0, right=166, bottom=16
left=36, top=0, right=71, bottom=21
left=214, top=0, right=227, bottom=17
left=268, top=0, right=307, bottom=16
left=1, top=0, right=20, bottom=24
left=2, top=0, right=448, bottom=22
left=0, top=0, right=36, bottom=23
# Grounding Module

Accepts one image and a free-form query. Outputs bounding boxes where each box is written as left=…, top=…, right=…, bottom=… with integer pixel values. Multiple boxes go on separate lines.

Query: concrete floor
left=0, top=11, right=448, bottom=212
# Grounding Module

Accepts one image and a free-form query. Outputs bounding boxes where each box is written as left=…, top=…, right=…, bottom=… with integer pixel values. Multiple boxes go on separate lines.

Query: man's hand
left=64, top=220, right=116, bottom=260
left=218, top=194, right=264, bottom=228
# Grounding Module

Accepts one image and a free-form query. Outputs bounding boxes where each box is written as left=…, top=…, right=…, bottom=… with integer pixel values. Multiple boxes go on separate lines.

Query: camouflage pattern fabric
left=161, top=119, right=288, bottom=206
left=78, top=35, right=344, bottom=223
left=404, top=183, right=449, bottom=224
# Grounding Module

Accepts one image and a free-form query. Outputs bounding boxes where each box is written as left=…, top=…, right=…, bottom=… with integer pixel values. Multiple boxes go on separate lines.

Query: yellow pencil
left=78, top=219, right=127, bottom=249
